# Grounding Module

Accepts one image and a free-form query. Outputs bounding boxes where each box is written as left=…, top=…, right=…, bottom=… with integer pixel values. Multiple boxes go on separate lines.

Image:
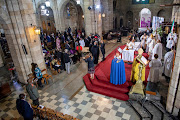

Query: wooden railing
left=32, top=105, right=80, bottom=120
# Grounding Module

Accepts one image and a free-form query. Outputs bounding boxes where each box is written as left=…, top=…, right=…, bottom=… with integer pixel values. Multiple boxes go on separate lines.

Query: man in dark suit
left=16, top=93, right=33, bottom=120
left=91, top=41, right=99, bottom=64
left=100, top=40, right=105, bottom=61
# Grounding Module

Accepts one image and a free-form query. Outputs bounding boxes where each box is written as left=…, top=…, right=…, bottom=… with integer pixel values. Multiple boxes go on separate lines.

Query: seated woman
left=51, top=57, right=61, bottom=73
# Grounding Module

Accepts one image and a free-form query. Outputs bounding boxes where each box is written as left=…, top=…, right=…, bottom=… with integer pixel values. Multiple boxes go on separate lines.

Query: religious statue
left=110, top=52, right=126, bottom=85
left=129, top=48, right=148, bottom=97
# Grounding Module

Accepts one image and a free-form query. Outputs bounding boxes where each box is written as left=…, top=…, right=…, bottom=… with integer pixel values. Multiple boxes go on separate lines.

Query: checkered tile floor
left=0, top=85, right=132, bottom=120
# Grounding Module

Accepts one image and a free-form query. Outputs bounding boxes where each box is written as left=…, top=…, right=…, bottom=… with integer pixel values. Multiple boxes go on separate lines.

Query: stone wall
left=101, top=0, right=113, bottom=33
left=115, top=0, right=173, bottom=30
left=35, top=0, right=103, bottom=37
left=166, top=0, right=180, bottom=116
left=0, top=0, right=46, bottom=84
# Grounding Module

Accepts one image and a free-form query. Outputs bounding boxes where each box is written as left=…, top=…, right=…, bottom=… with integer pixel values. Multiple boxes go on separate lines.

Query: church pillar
left=0, top=46, right=4, bottom=67
left=166, top=0, right=180, bottom=115
left=3, top=0, right=46, bottom=84
left=83, top=0, right=102, bottom=37
left=101, top=0, right=113, bottom=33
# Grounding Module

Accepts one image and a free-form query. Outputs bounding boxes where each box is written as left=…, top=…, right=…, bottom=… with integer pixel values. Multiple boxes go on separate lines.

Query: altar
left=120, top=42, right=141, bottom=62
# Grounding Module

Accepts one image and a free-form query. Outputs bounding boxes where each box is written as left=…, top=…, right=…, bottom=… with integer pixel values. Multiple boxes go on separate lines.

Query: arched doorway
left=140, top=8, right=151, bottom=28
left=126, top=11, right=133, bottom=29
left=37, top=4, right=56, bottom=35
left=157, top=9, right=168, bottom=22
left=120, top=18, right=123, bottom=28
left=113, top=17, right=117, bottom=29
left=60, top=0, right=84, bottom=32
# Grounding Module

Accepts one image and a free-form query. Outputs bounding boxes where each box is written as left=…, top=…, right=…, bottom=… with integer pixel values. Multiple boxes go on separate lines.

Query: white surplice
left=79, top=39, right=85, bottom=47
left=163, top=51, right=174, bottom=77
left=167, top=33, right=177, bottom=43
left=146, top=37, right=152, bottom=53
left=147, top=59, right=162, bottom=83
left=127, top=42, right=135, bottom=49
left=166, top=40, right=174, bottom=49
left=152, top=43, right=162, bottom=60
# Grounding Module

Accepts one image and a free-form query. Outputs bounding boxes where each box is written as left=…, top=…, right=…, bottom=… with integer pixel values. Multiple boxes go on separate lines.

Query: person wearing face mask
left=16, top=93, right=33, bottom=120
left=26, top=74, right=39, bottom=106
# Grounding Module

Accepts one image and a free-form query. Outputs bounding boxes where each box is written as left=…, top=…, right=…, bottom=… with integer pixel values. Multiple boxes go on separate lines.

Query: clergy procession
left=123, top=29, right=176, bottom=84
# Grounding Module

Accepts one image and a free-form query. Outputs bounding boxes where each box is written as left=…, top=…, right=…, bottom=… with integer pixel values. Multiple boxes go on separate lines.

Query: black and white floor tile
left=0, top=86, right=131, bottom=120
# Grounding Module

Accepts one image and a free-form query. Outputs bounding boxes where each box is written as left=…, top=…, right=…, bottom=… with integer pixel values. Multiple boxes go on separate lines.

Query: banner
left=140, top=14, right=151, bottom=28
left=152, top=16, right=164, bottom=31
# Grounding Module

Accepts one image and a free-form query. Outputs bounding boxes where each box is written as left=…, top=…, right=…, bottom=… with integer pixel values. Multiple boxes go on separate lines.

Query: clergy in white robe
left=148, top=38, right=156, bottom=60
left=148, top=54, right=162, bottom=83
left=140, top=33, right=148, bottom=50
left=152, top=40, right=162, bottom=60
left=153, top=31, right=161, bottom=41
left=127, top=39, right=135, bottom=50
left=173, top=33, right=177, bottom=43
left=146, top=34, right=153, bottom=53
left=166, top=38, right=174, bottom=52
left=79, top=39, right=85, bottom=48
left=163, top=48, right=175, bottom=82
left=167, top=33, right=177, bottom=44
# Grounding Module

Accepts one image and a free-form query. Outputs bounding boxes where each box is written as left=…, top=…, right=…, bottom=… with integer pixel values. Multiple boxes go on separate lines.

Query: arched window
left=140, top=8, right=151, bottom=28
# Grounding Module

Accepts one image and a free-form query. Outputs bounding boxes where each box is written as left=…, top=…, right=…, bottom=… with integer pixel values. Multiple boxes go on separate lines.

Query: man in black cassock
left=91, top=41, right=99, bottom=64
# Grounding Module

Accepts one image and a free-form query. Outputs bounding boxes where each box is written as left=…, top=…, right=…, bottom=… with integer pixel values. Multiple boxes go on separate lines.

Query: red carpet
left=83, top=45, right=150, bottom=101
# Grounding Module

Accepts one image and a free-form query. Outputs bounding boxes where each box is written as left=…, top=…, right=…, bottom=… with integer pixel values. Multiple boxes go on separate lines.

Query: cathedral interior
left=0, top=0, right=180, bottom=119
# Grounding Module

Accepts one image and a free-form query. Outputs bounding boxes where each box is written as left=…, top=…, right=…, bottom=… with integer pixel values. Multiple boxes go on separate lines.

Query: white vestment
left=153, top=32, right=161, bottom=40
left=152, top=43, right=162, bottom=60
left=148, top=40, right=155, bottom=53
left=79, top=40, right=85, bottom=47
left=163, top=51, right=174, bottom=77
left=147, top=59, right=162, bottom=83
left=127, top=42, right=135, bottom=49
left=166, top=40, right=174, bottom=49
left=146, top=37, right=152, bottom=52
left=167, top=33, right=177, bottom=43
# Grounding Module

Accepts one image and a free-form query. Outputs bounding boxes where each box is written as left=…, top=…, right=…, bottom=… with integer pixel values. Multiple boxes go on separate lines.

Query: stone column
left=3, top=0, right=46, bottom=84
left=166, top=0, right=180, bottom=114
left=83, top=0, right=102, bottom=37
left=0, top=45, right=4, bottom=67
left=101, top=0, right=113, bottom=33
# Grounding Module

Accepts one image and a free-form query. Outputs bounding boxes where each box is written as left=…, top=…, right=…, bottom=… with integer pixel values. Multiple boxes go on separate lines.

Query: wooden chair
left=50, top=63, right=58, bottom=75
left=42, top=69, right=53, bottom=84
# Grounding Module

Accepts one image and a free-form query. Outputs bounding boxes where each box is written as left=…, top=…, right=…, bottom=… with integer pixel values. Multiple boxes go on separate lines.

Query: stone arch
left=120, top=18, right=123, bottom=28
left=36, top=0, right=57, bottom=31
left=157, top=9, right=168, bottom=21
left=59, top=0, right=85, bottom=31
left=58, top=0, right=84, bottom=31
left=126, top=11, right=133, bottom=29
left=37, top=4, right=56, bottom=34
left=140, top=8, right=151, bottom=28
